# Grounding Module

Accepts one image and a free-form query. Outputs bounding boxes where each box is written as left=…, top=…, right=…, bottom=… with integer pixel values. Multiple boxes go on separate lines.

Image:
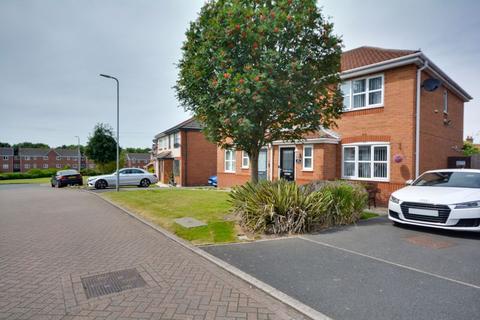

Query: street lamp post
left=74, top=136, right=81, bottom=172
left=99, top=74, right=120, bottom=192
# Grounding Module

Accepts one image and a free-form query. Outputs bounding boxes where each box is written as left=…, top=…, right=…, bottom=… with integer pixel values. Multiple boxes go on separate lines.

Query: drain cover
left=81, top=268, right=146, bottom=298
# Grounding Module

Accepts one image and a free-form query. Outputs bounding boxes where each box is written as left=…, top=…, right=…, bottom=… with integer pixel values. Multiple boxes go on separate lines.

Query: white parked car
left=388, top=169, right=480, bottom=232
left=88, top=168, right=158, bottom=189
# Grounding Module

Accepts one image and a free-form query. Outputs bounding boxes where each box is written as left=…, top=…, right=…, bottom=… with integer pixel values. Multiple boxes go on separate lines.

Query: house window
left=303, top=145, right=313, bottom=170
left=72, top=164, right=77, bottom=168
left=2, top=164, right=8, bottom=169
left=56, top=156, right=61, bottom=160
left=43, top=164, right=48, bottom=169
left=25, top=156, right=30, bottom=160
left=33, top=164, right=37, bottom=168
left=43, top=156, right=48, bottom=160
left=67, top=157, right=70, bottom=160
left=32, top=156, right=37, bottom=160
left=443, top=90, right=448, bottom=114
left=14, top=164, right=19, bottom=169
left=24, top=164, right=30, bottom=169
left=241, top=151, right=249, bottom=169
left=56, top=164, right=61, bottom=168
left=341, top=74, right=384, bottom=110
left=2, top=156, right=7, bottom=160
left=342, top=144, right=389, bottom=181
left=173, top=133, right=180, bottom=148
left=224, top=149, right=236, bottom=173
left=173, top=160, right=180, bottom=176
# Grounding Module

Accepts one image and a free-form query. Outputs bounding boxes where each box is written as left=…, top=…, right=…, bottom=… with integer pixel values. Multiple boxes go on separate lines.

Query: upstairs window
left=173, top=133, right=180, bottom=148
left=341, top=74, right=384, bottom=110
left=443, top=90, right=448, bottom=114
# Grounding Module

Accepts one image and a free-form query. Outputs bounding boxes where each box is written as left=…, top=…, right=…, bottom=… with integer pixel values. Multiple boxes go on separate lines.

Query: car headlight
left=454, top=201, right=480, bottom=209
left=390, top=195, right=400, bottom=204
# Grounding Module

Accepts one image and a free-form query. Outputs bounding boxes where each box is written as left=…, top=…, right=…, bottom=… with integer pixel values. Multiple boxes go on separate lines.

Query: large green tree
left=462, top=141, right=480, bottom=156
left=176, top=0, right=343, bottom=182
left=85, top=123, right=119, bottom=168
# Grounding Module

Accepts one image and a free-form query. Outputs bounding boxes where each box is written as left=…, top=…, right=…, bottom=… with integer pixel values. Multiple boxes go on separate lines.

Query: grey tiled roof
left=18, top=148, right=52, bottom=157
left=0, top=147, right=14, bottom=156
left=55, top=149, right=80, bottom=157
left=126, top=153, right=150, bottom=161
left=154, top=117, right=203, bottom=138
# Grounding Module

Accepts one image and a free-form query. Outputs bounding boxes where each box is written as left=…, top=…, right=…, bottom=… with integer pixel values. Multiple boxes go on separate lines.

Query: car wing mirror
left=405, top=179, right=413, bottom=186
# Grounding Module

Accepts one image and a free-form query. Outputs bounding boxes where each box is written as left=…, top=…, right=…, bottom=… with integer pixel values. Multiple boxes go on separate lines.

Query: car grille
left=389, top=210, right=400, bottom=219
left=400, top=202, right=451, bottom=224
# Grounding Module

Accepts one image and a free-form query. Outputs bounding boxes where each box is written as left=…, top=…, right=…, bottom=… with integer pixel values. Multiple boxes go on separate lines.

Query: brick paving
left=0, top=185, right=306, bottom=320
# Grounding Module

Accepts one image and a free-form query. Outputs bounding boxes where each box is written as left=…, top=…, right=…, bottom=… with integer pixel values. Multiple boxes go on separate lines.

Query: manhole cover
left=81, top=268, right=146, bottom=298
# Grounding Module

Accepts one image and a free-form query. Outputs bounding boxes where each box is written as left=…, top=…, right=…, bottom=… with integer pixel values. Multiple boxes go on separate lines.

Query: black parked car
left=51, top=169, right=83, bottom=188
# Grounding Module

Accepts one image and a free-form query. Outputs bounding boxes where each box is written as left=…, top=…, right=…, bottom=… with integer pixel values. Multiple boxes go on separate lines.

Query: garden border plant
left=229, top=179, right=368, bottom=235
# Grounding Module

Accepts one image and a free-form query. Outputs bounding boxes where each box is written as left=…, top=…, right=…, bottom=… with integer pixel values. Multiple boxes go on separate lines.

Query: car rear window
left=58, top=170, right=79, bottom=176
left=413, top=172, right=480, bottom=188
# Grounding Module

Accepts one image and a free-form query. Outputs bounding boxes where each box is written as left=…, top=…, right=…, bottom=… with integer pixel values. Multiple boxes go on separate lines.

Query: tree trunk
left=249, top=150, right=259, bottom=184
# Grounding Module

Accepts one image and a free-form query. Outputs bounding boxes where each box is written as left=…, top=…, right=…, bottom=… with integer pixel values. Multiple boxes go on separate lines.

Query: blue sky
left=0, top=0, right=478, bottom=147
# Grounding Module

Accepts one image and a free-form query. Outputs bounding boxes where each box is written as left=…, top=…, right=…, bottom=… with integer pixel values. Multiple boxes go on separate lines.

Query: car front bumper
left=388, top=201, right=480, bottom=232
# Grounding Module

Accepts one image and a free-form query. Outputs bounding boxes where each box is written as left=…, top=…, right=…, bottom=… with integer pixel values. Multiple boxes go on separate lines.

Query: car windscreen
left=57, top=170, right=78, bottom=176
left=413, top=172, right=480, bottom=188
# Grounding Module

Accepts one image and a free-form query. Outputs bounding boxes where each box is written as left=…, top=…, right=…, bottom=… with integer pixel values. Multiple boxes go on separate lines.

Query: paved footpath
left=0, top=185, right=305, bottom=320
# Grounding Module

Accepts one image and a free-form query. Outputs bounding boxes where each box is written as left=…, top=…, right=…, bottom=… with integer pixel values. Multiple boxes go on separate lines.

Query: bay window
left=341, top=74, right=384, bottom=110
left=342, top=144, right=389, bottom=180
left=224, top=149, right=236, bottom=173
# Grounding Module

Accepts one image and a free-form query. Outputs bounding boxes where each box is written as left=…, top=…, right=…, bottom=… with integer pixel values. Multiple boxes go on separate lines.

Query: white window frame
left=33, top=163, right=37, bottom=168
left=341, top=74, right=384, bottom=111
left=302, top=145, right=313, bottom=171
left=43, top=156, right=48, bottom=160
left=443, top=90, right=448, bottom=114
left=224, top=149, right=236, bottom=173
left=24, top=164, right=30, bottom=169
left=67, top=156, right=70, bottom=160
left=25, top=156, right=30, bottom=160
left=241, top=151, right=249, bottom=169
left=56, top=164, right=61, bottom=168
left=2, top=156, right=7, bottom=160
left=56, top=156, right=61, bottom=160
left=2, top=164, right=8, bottom=169
left=43, top=164, right=48, bottom=169
left=341, top=142, right=390, bottom=182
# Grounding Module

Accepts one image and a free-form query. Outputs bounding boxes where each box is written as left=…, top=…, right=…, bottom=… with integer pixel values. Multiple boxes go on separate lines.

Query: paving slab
left=174, top=217, right=207, bottom=228
left=0, top=185, right=306, bottom=320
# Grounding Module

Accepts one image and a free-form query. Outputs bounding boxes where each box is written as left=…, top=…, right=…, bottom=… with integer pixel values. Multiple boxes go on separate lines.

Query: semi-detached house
left=217, top=46, right=473, bottom=203
left=151, top=118, right=217, bottom=186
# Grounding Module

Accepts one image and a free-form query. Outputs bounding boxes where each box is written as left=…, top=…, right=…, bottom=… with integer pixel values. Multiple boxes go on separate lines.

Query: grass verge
left=103, top=188, right=235, bottom=245
left=360, top=211, right=380, bottom=220
left=0, top=177, right=52, bottom=184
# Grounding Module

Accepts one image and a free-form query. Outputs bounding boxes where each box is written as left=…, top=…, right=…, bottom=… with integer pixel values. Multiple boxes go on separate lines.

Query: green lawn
left=360, top=211, right=380, bottom=220
left=0, top=177, right=52, bottom=184
left=103, top=189, right=235, bottom=245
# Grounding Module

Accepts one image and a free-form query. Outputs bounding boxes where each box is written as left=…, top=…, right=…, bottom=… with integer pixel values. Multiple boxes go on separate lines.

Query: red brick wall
left=181, top=130, right=217, bottom=186
left=419, top=73, right=464, bottom=173
left=0, top=155, right=14, bottom=173
left=217, top=148, right=252, bottom=187
left=125, top=159, right=148, bottom=169
left=19, top=150, right=85, bottom=172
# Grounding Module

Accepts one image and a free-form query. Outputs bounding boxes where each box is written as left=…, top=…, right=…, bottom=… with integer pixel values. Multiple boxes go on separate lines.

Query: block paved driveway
left=0, top=185, right=305, bottom=320
left=203, top=217, right=480, bottom=320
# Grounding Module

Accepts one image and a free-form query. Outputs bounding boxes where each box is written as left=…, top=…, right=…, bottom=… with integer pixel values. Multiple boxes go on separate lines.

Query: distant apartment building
left=8, top=148, right=95, bottom=172
left=125, top=153, right=150, bottom=169
left=0, top=147, right=14, bottom=173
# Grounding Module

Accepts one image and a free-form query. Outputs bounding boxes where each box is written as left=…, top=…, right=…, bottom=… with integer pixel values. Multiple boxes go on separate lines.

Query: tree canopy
left=462, top=141, right=480, bottom=156
left=176, top=0, right=343, bottom=182
left=85, top=123, right=119, bottom=166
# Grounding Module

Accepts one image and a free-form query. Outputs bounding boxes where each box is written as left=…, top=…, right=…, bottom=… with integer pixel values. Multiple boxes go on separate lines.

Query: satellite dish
left=422, top=78, right=441, bottom=92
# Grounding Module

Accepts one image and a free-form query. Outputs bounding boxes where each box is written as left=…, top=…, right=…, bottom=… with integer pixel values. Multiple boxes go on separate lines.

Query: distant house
left=151, top=118, right=217, bottom=186
left=16, top=148, right=92, bottom=172
left=0, top=147, right=14, bottom=173
left=125, top=153, right=150, bottom=169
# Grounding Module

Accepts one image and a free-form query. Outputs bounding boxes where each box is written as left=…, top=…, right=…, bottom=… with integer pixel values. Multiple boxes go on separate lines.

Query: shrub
left=230, top=180, right=367, bottom=235
left=0, top=168, right=58, bottom=180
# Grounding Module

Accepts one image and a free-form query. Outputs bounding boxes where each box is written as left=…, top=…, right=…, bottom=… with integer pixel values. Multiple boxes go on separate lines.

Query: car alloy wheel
left=140, top=178, right=150, bottom=188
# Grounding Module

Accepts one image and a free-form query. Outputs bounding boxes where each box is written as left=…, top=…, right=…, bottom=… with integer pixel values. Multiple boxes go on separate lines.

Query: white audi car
left=388, top=169, right=480, bottom=232
left=88, top=168, right=158, bottom=189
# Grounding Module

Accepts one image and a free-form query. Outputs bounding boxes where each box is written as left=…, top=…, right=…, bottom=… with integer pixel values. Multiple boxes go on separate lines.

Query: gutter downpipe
left=415, top=60, right=428, bottom=178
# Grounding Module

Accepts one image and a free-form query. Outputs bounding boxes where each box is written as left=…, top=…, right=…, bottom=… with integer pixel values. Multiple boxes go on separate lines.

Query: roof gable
left=126, top=153, right=150, bottom=161
left=155, top=117, right=203, bottom=138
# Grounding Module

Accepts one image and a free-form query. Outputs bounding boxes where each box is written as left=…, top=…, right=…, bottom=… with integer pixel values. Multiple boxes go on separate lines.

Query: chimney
left=466, top=136, right=474, bottom=143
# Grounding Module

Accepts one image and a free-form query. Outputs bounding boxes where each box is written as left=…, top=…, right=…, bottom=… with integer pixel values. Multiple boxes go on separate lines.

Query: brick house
left=125, top=153, right=150, bottom=169
left=0, top=147, right=14, bottom=173
left=151, top=118, right=217, bottom=186
left=217, top=46, right=473, bottom=203
left=17, top=148, right=90, bottom=172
